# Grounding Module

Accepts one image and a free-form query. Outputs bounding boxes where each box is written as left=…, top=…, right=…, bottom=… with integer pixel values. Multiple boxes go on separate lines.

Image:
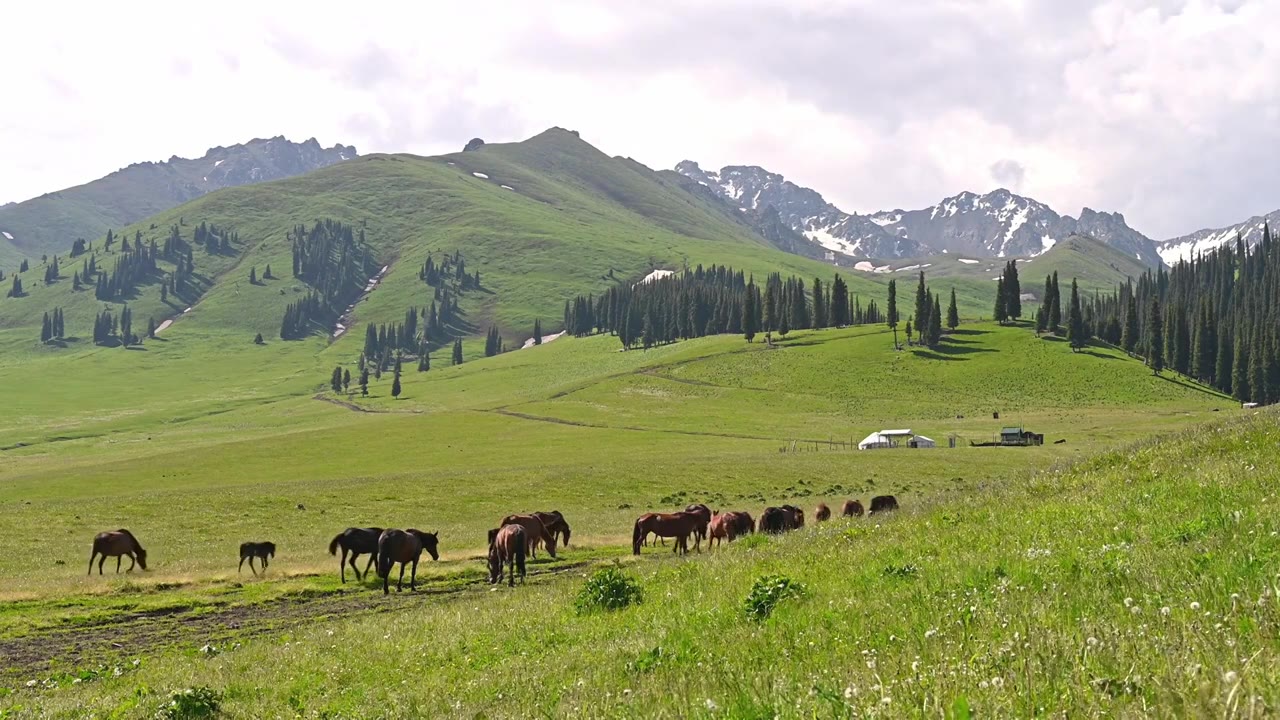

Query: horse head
left=420, top=531, right=440, bottom=561
left=135, top=548, right=148, bottom=570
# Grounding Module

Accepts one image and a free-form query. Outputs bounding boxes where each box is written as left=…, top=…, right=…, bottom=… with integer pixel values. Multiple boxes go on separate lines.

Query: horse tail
left=632, top=518, right=644, bottom=555
left=328, top=533, right=343, bottom=556
left=515, top=534, right=526, bottom=582
left=376, top=535, right=393, bottom=578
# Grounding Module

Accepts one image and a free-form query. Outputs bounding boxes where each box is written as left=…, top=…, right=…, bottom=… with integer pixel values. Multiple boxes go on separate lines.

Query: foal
left=238, top=541, right=276, bottom=576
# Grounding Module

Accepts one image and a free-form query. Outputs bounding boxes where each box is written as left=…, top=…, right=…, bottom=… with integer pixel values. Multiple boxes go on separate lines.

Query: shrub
left=743, top=574, right=806, bottom=621
left=158, top=686, right=222, bottom=719
left=575, top=566, right=643, bottom=614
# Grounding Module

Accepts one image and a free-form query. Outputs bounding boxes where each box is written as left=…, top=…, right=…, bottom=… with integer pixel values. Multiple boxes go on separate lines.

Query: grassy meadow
left=0, top=313, right=1261, bottom=717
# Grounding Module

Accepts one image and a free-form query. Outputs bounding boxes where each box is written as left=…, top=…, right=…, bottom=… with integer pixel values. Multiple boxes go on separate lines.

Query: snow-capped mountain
left=1156, top=210, right=1279, bottom=264
left=675, top=161, right=1164, bottom=266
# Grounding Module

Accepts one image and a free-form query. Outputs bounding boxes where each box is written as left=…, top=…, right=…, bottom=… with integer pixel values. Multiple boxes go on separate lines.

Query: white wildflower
left=1130, top=605, right=1141, bottom=615
left=880, top=697, right=892, bottom=706
left=1123, top=597, right=1134, bottom=608
left=1160, top=606, right=1171, bottom=616
left=979, top=680, right=990, bottom=689
left=1224, top=671, right=1240, bottom=685
left=25, top=680, right=37, bottom=688
left=844, top=685, right=856, bottom=699
left=705, top=699, right=718, bottom=711
left=1086, top=636, right=1098, bottom=647
left=1190, top=601, right=1201, bottom=611
left=991, top=677, right=1004, bottom=689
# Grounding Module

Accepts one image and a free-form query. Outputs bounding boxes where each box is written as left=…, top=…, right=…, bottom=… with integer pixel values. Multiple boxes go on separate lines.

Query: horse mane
left=115, top=529, right=142, bottom=551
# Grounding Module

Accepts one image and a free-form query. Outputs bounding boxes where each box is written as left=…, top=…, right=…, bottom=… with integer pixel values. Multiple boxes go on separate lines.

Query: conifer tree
left=147, top=317, right=156, bottom=338
left=254, top=332, right=264, bottom=345
left=330, top=366, right=343, bottom=393
left=1066, top=278, right=1085, bottom=351
left=812, top=277, right=827, bottom=328
left=1004, top=261, right=1022, bottom=321
left=343, top=369, right=351, bottom=391
left=452, top=338, right=463, bottom=365
left=1248, top=327, right=1267, bottom=403
left=1215, top=327, right=1233, bottom=394
left=391, top=358, right=402, bottom=399
left=1048, top=272, right=1062, bottom=334
left=928, top=294, right=943, bottom=348
left=359, top=368, right=370, bottom=396
left=1121, top=297, right=1139, bottom=354
left=994, top=277, right=1007, bottom=324
left=264, top=264, right=273, bottom=280
left=40, top=312, right=52, bottom=343
left=914, top=271, right=929, bottom=333
left=249, top=267, right=257, bottom=284
left=887, top=279, right=899, bottom=349
left=778, top=302, right=791, bottom=337
left=743, top=277, right=759, bottom=342
left=533, top=319, right=542, bottom=345
left=946, top=288, right=959, bottom=330
left=905, top=319, right=913, bottom=346
left=1146, top=297, right=1165, bottom=375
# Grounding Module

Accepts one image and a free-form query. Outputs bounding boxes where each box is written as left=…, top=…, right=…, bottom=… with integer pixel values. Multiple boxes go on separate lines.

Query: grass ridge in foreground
left=2, top=411, right=1276, bottom=718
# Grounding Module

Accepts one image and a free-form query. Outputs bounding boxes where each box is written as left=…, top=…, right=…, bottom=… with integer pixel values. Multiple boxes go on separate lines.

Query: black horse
left=329, top=527, right=384, bottom=582
left=238, top=541, right=276, bottom=576
left=869, top=495, right=900, bottom=514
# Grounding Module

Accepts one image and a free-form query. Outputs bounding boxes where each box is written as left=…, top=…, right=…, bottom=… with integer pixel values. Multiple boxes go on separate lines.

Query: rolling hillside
left=0, top=129, right=1007, bottom=365
left=0, top=137, right=355, bottom=266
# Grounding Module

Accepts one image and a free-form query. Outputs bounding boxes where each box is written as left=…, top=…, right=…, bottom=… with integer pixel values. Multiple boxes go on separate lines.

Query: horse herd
left=633, top=495, right=898, bottom=555
left=86, top=497, right=895, bottom=594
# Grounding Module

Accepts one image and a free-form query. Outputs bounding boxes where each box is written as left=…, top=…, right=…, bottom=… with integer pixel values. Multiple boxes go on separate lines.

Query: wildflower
left=1123, top=597, right=1134, bottom=608
left=844, top=685, right=856, bottom=699
left=1086, top=636, right=1098, bottom=647
left=866, top=659, right=877, bottom=670
left=705, top=699, right=719, bottom=711
left=991, top=677, right=1004, bottom=689
left=25, top=680, right=37, bottom=688
left=880, top=697, right=892, bottom=706
left=911, top=660, right=920, bottom=673
left=924, top=628, right=938, bottom=639
left=979, top=680, right=990, bottom=689
left=1161, top=606, right=1171, bottom=616
left=1224, top=671, right=1240, bottom=685
left=1190, top=601, right=1201, bottom=611
left=1130, top=605, right=1141, bottom=615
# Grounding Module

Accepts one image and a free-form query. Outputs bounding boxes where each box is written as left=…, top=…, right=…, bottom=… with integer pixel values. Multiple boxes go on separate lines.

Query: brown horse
left=684, top=504, right=713, bottom=551
left=870, top=495, right=900, bottom=514
left=88, top=530, right=148, bottom=575
left=783, top=505, right=806, bottom=530
left=730, top=511, right=755, bottom=537
left=376, top=529, right=440, bottom=595
left=488, top=525, right=527, bottom=587
left=759, top=507, right=788, bottom=534
left=532, top=511, right=572, bottom=547
left=238, top=541, right=275, bottom=576
left=632, top=512, right=697, bottom=555
left=500, top=515, right=558, bottom=559
left=329, top=527, right=384, bottom=583
left=842, top=499, right=865, bottom=517
left=708, top=512, right=732, bottom=549
left=814, top=503, right=831, bottom=522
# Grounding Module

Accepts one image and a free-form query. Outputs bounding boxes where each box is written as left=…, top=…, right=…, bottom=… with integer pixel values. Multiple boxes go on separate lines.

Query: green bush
left=743, top=574, right=806, bottom=621
left=158, top=686, right=222, bottom=719
left=575, top=566, right=643, bottom=614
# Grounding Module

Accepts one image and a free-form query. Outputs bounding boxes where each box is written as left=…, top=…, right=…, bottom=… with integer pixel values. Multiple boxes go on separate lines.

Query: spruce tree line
left=1032, top=226, right=1278, bottom=403
left=484, top=326, right=503, bottom=357
left=906, top=271, right=954, bottom=349
left=40, top=308, right=65, bottom=343
left=993, top=260, right=1022, bottom=324
left=280, top=220, right=379, bottom=340
left=192, top=221, right=237, bottom=254
left=561, top=265, right=882, bottom=350
left=95, top=244, right=160, bottom=300
left=420, top=251, right=480, bottom=291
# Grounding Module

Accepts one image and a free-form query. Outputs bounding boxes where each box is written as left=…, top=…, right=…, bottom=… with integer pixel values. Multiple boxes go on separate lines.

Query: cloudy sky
left=4, top=0, right=1278, bottom=239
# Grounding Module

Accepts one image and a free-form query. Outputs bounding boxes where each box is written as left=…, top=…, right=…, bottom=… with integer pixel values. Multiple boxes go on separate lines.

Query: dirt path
left=0, top=560, right=594, bottom=678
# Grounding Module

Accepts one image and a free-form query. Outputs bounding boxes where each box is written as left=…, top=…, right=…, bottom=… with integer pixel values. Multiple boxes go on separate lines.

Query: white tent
left=858, top=432, right=891, bottom=450
left=909, top=435, right=936, bottom=449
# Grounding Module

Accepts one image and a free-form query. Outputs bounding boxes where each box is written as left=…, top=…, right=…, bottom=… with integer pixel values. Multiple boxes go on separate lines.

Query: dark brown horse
left=532, top=511, right=572, bottom=547
left=683, top=504, right=713, bottom=552
left=500, top=515, right=557, bottom=559
left=842, top=499, right=865, bottom=517
left=870, top=495, right=900, bottom=514
left=488, top=525, right=527, bottom=587
left=814, top=503, right=831, bottom=522
left=329, top=527, right=383, bottom=583
left=632, top=512, right=697, bottom=554
left=782, top=505, right=806, bottom=530
left=88, top=529, right=147, bottom=575
left=759, top=507, right=789, bottom=534
left=730, top=511, right=755, bottom=537
left=376, top=529, right=440, bottom=595
left=238, top=541, right=275, bottom=576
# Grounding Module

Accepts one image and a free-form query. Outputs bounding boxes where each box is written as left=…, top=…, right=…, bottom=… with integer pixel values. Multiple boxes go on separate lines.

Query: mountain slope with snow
left=1156, top=209, right=1279, bottom=264
left=675, top=161, right=1164, bottom=267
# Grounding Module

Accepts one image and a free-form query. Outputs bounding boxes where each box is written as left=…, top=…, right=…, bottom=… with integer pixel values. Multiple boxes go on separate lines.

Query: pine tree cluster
left=484, top=326, right=503, bottom=357
left=280, top=220, right=379, bottom=340
left=993, top=261, right=1022, bottom=324
left=192, top=221, right=237, bottom=254
left=562, top=265, right=882, bottom=351
left=95, top=245, right=160, bottom=301
left=280, top=292, right=325, bottom=340
left=40, top=308, right=65, bottom=343
left=420, top=251, right=480, bottom=290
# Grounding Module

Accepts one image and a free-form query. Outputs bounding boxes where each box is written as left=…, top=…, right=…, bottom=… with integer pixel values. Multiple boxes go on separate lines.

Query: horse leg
left=410, top=559, right=418, bottom=592
left=127, top=553, right=137, bottom=572
left=339, top=548, right=348, bottom=583
left=362, top=554, right=375, bottom=581
left=250, top=557, right=259, bottom=577
left=239, top=556, right=245, bottom=573
left=116, top=555, right=122, bottom=573
left=88, top=551, right=97, bottom=576
left=98, top=554, right=107, bottom=575
left=397, top=563, right=406, bottom=592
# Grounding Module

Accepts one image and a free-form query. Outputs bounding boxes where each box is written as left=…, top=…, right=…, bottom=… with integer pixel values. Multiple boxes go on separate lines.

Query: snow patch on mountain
left=1156, top=212, right=1277, bottom=264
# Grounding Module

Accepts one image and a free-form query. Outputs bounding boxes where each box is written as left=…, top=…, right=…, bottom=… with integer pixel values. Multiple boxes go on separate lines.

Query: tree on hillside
left=914, top=271, right=929, bottom=335
left=343, top=369, right=351, bottom=392
left=254, top=332, right=265, bottom=345
left=1192, top=304, right=1215, bottom=383
left=1003, top=261, right=1022, bottom=321
left=263, top=264, right=274, bottom=280
left=905, top=319, right=913, bottom=346
left=485, top=326, right=501, bottom=357
left=1048, top=272, right=1062, bottom=334
left=40, top=312, right=52, bottom=343
left=1066, top=279, right=1085, bottom=351
left=7, top=275, right=22, bottom=298
left=249, top=267, right=257, bottom=284
left=887, top=279, right=899, bottom=349
left=947, top=288, right=959, bottom=331
left=778, top=301, right=791, bottom=337
left=762, top=274, right=779, bottom=333
left=1231, top=329, right=1249, bottom=400
left=391, top=361, right=402, bottom=399
left=994, top=277, right=1006, bottom=324
left=147, top=317, right=156, bottom=339
left=744, top=276, right=759, bottom=342
left=1248, top=326, right=1267, bottom=404
left=927, top=294, right=944, bottom=349
left=330, top=366, right=343, bottom=393
left=359, top=368, right=369, bottom=396
left=1214, top=327, right=1233, bottom=394
left=831, top=274, right=849, bottom=327
left=1121, top=296, right=1139, bottom=354
left=533, top=319, right=542, bottom=346
left=452, top=338, right=464, bottom=365
left=812, top=277, right=827, bottom=328
left=1146, top=297, right=1165, bottom=375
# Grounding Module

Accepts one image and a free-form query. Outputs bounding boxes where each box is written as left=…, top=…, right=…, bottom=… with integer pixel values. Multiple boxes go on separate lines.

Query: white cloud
left=2, top=0, right=1278, bottom=240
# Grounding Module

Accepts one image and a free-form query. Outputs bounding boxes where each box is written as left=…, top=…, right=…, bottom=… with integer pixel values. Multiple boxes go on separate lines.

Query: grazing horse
left=500, top=515, right=558, bottom=559
left=532, top=511, right=572, bottom=548
left=683, top=504, right=713, bottom=552
left=376, top=529, right=440, bottom=595
left=238, top=541, right=275, bottom=576
left=870, top=495, right=900, bottom=514
left=708, top=512, right=733, bottom=549
left=88, top=529, right=148, bottom=575
left=329, top=527, right=383, bottom=583
left=632, top=512, right=697, bottom=555
left=814, top=503, right=832, bottom=522
left=842, top=499, right=865, bottom=517
left=730, top=511, right=755, bottom=538
left=782, top=505, right=806, bottom=530
left=759, top=507, right=789, bottom=534
left=488, top=525, right=527, bottom=587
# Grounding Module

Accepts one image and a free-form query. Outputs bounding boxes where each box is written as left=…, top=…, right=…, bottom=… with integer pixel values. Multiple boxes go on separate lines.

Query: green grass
left=3, top=404, right=1274, bottom=717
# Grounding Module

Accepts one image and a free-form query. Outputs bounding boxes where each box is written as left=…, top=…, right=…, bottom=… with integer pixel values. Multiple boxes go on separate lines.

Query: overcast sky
left=4, top=0, right=1278, bottom=239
